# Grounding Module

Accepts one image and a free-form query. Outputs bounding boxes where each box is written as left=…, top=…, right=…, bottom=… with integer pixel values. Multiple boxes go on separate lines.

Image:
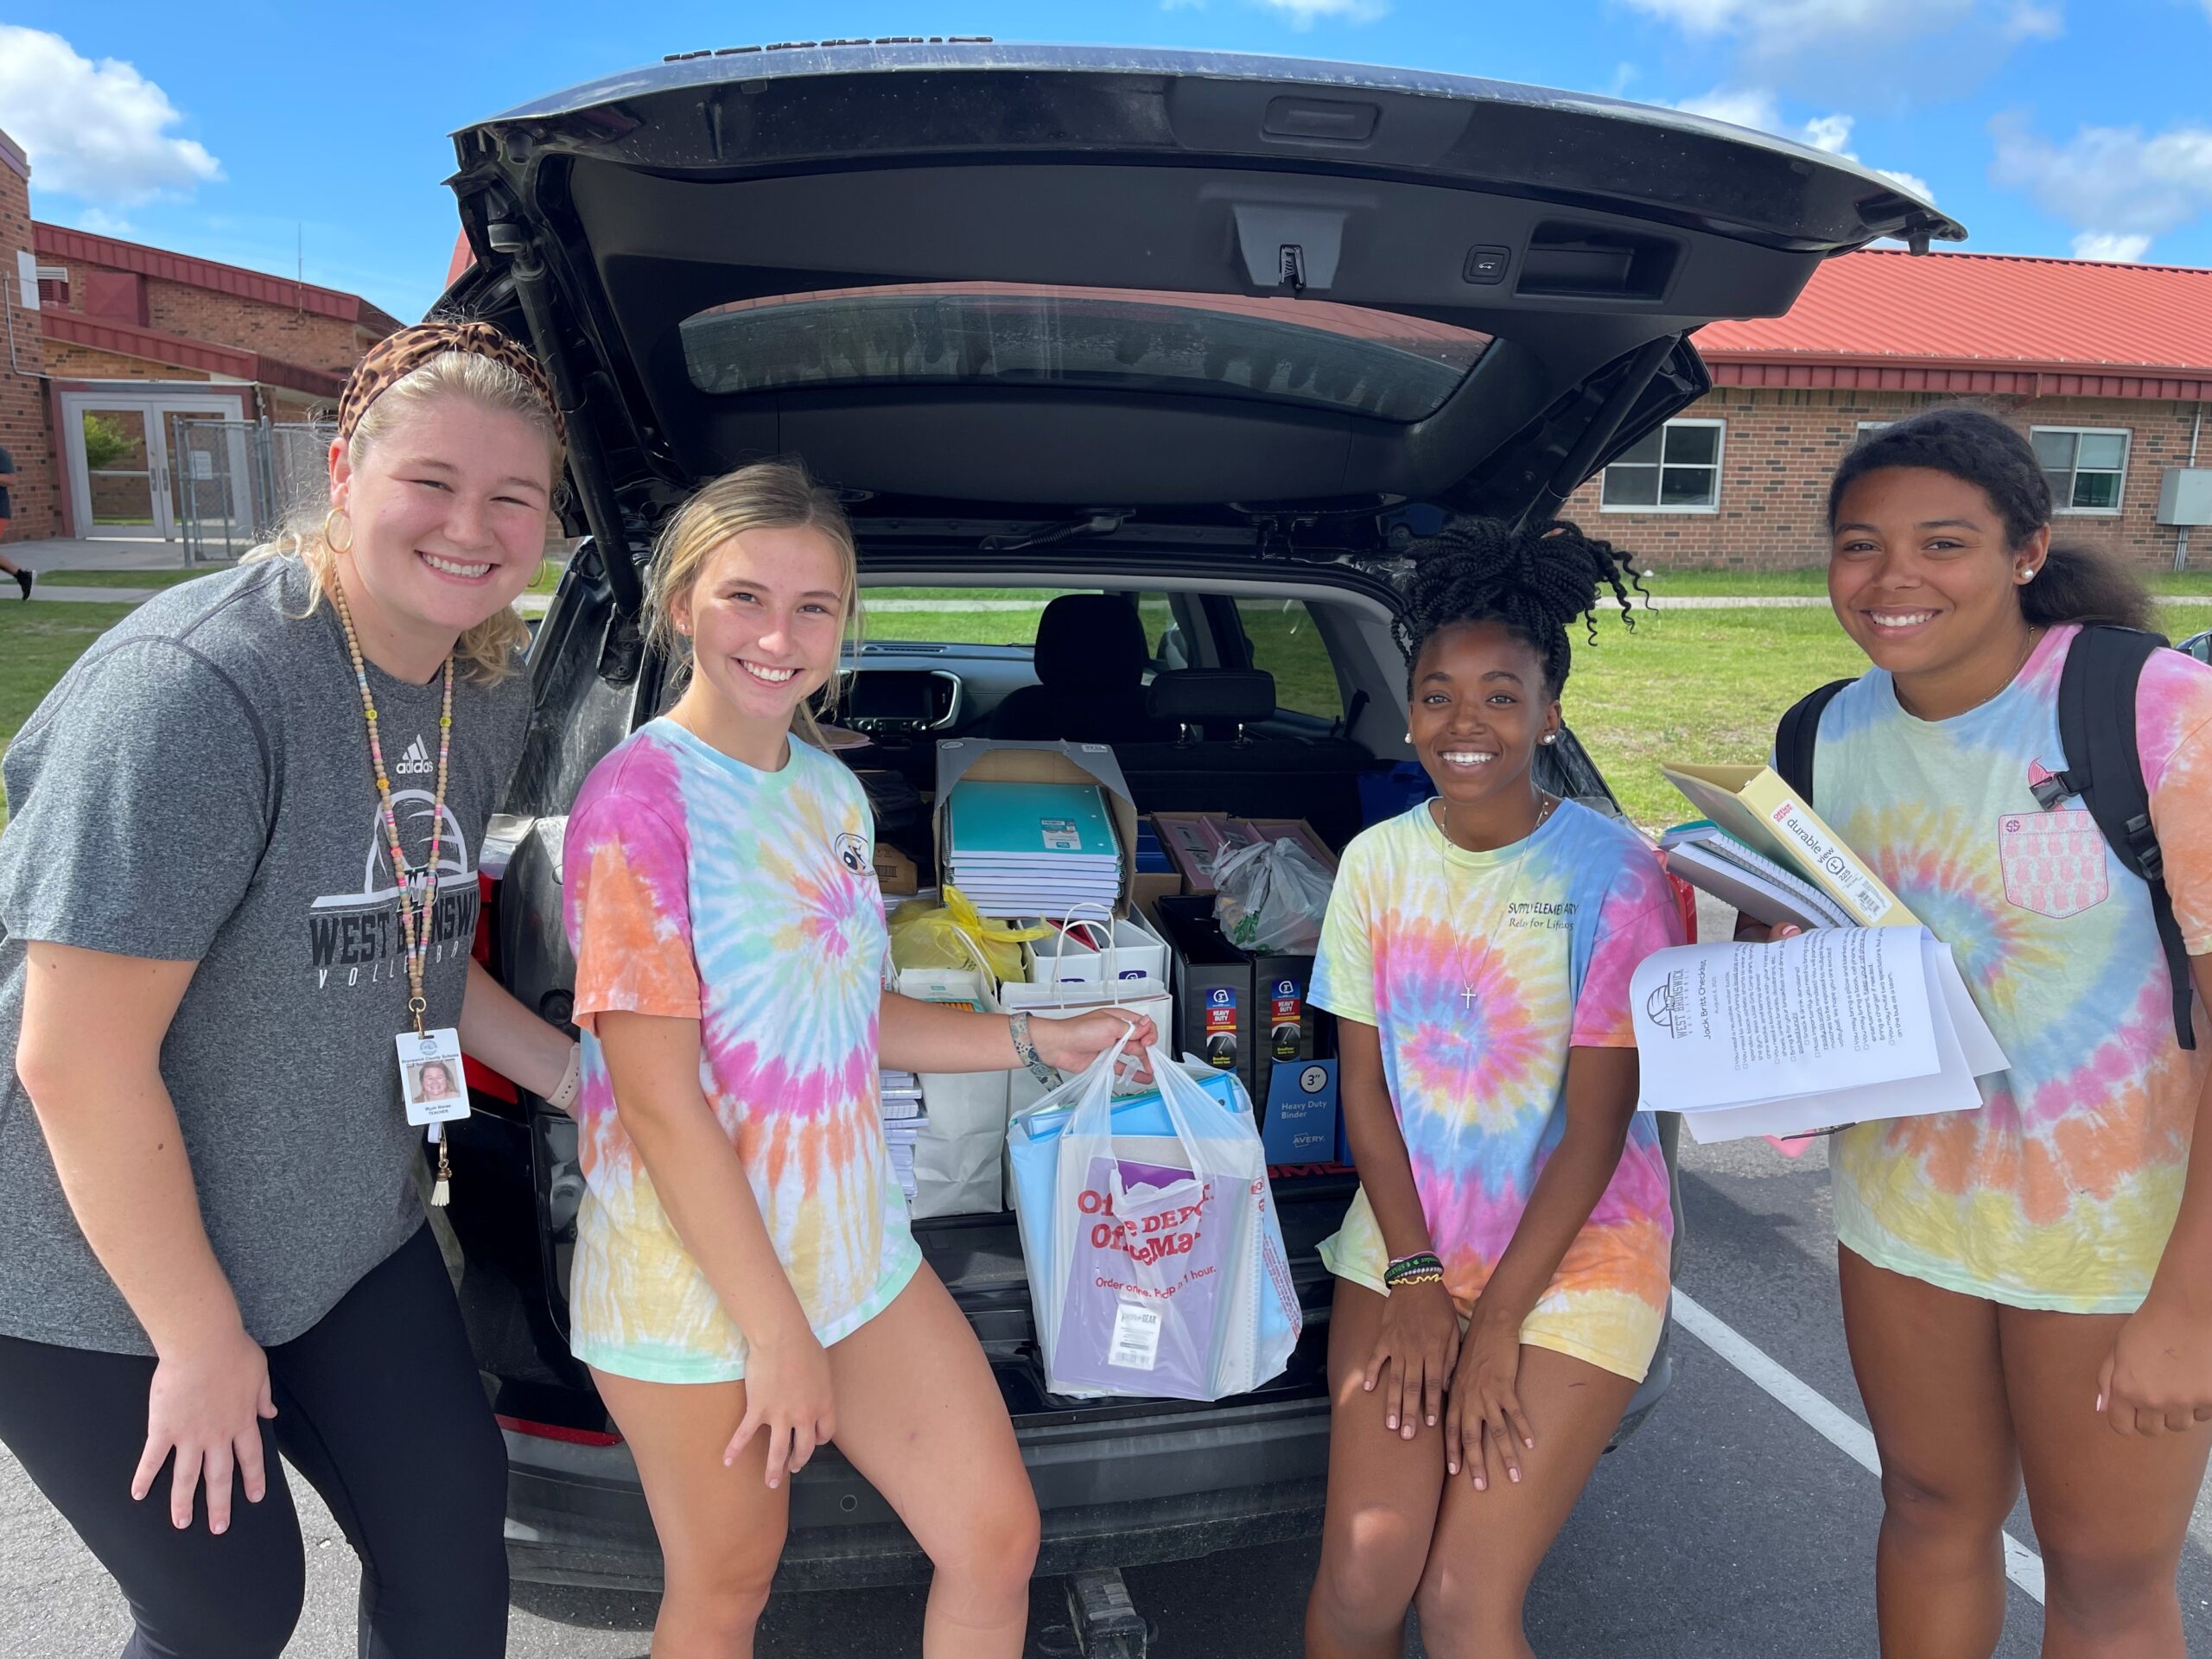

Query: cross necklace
left=1435, top=791, right=1558, bottom=1017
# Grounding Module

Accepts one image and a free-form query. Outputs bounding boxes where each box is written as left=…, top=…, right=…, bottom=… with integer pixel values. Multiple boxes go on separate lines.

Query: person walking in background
left=0, top=321, right=582, bottom=1659
left=1304, top=520, right=1681, bottom=1659
left=0, top=441, right=30, bottom=598
left=1764, top=407, right=2212, bottom=1657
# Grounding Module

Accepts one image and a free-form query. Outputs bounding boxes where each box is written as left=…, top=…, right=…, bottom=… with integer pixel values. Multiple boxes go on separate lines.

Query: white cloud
left=1674, top=89, right=1937, bottom=202
left=2071, top=232, right=2153, bottom=263
left=1624, top=0, right=2056, bottom=83
left=1992, top=112, right=2212, bottom=262
left=1253, top=0, right=1389, bottom=23
left=66, top=207, right=136, bottom=238
left=0, top=27, right=220, bottom=207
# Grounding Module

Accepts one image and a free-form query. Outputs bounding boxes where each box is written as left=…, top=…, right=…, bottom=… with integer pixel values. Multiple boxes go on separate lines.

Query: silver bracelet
left=1007, top=1012, right=1059, bottom=1087
left=544, top=1043, right=583, bottom=1114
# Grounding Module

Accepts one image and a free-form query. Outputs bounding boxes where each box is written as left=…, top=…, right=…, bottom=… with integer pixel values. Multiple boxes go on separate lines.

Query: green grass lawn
left=36, top=568, right=223, bottom=589
left=1567, top=599, right=2211, bottom=827
left=1639, top=566, right=2212, bottom=598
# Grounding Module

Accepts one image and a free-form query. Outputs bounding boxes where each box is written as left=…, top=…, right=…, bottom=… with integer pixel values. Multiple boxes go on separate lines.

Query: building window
left=1600, top=419, right=1724, bottom=512
left=35, top=265, right=67, bottom=307
left=2032, top=427, right=2130, bottom=514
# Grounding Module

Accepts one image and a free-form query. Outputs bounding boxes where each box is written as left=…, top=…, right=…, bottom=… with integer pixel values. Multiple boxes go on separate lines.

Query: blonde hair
left=645, top=459, right=863, bottom=747
left=251, top=350, right=565, bottom=683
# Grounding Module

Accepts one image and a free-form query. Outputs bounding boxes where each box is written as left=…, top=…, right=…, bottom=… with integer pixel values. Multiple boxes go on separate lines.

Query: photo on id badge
left=397, top=1028, right=469, bottom=1125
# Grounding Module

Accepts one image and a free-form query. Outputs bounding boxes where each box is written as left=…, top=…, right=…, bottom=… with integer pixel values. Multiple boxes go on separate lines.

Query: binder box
left=1262, top=1057, right=1338, bottom=1167
left=1151, top=894, right=1256, bottom=1097
left=934, top=740, right=1141, bottom=916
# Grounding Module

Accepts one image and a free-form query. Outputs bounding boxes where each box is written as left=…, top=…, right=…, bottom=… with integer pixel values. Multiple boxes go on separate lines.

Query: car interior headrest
left=1145, top=668, right=1277, bottom=731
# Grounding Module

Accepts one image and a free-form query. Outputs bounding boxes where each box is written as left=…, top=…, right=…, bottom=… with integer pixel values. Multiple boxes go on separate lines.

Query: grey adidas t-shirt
left=0, top=559, right=529, bottom=1354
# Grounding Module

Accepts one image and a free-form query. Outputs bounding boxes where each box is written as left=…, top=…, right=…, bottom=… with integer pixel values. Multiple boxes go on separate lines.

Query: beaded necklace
left=329, top=575, right=458, bottom=1193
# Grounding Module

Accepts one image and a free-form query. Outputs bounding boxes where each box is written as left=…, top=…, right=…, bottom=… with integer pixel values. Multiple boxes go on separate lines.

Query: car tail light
left=495, top=1414, right=623, bottom=1447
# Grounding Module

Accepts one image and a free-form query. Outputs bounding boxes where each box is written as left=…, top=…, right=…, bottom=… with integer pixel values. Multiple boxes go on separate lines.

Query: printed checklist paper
left=1629, top=926, right=2007, bottom=1143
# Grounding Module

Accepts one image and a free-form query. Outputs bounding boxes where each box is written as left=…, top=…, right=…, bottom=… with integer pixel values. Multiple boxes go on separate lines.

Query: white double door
left=60, top=389, right=246, bottom=542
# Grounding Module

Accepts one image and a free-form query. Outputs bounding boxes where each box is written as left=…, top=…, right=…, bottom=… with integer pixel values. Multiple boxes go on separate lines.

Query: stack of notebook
left=1660, top=821, right=1858, bottom=931
left=944, top=780, right=1122, bottom=918
left=880, top=1069, right=925, bottom=1201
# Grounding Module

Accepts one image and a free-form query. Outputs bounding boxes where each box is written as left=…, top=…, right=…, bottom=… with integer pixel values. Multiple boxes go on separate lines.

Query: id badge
left=396, top=1027, right=470, bottom=1127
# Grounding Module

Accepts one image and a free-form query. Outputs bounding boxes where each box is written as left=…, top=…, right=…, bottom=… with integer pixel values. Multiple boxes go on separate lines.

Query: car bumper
left=503, top=1327, right=1670, bottom=1592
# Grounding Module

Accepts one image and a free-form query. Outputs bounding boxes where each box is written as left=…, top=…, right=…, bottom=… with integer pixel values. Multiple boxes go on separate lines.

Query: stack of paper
left=1629, top=925, right=2007, bottom=1143
left=946, top=780, right=1122, bottom=918
left=1661, top=823, right=1858, bottom=931
left=880, top=1069, right=927, bottom=1199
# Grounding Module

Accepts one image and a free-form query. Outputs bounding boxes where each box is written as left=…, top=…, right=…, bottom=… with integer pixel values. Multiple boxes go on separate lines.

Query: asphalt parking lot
left=9, top=902, right=2212, bottom=1657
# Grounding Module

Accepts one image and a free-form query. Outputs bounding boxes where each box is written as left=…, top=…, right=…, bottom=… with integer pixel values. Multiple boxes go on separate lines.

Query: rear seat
left=1114, top=668, right=1373, bottom=849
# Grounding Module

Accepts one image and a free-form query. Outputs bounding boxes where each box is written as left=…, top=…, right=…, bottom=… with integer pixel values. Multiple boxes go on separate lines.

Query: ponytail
left=2021, top=543, right=2154, bottom=632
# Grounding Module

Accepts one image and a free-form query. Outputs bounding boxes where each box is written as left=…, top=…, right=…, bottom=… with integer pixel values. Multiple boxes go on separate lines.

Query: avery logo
left=394, top=736, right=434, bottom=777
left=1644, top=970, right=1692, bottom=1039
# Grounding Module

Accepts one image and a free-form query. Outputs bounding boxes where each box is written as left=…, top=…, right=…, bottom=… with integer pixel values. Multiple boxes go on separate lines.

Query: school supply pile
left=1660, top=762, right=1915, bottom=930
left=1658, top=822, right=1856, bottom=933
left=891, top=933, right=1012, bottom=1217
left=1008, top=1045, right=1300, bottom=1402
left=879, top=1069, right=926, bottom=1201
left=1001, top=907, right=1174, bottom=1115
left=946, top=780, right=1123, bottom=919
left=1630, top=924, right=2007, bottom=1143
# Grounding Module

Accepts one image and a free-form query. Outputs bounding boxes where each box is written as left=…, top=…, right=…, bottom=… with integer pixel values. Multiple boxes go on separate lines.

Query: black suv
left=430, top=39, right=1959, bottom=1611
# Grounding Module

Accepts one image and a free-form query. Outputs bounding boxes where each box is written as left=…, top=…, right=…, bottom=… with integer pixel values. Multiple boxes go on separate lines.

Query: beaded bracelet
left=1383, top=1251, right=1446, bottom=1290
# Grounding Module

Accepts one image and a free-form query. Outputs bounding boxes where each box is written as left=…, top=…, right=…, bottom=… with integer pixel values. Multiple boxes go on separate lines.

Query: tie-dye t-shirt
left=1313, top=800, right=1682, bottom=1382
left=561, top=719, right=918, bottom=1383
left=1809, top=625, right=2212, bottom=1313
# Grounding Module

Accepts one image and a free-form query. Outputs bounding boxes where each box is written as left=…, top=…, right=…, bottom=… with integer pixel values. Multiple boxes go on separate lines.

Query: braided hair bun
left=1392, top=517, right=1643, bottom=697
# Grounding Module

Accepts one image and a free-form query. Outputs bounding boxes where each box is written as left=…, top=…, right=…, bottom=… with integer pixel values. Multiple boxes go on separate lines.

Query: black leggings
left=0, top=1225, right=508, bottom=1659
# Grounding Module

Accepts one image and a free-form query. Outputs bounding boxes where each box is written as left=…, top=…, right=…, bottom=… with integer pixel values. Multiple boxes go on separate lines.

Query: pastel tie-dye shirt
left=561, top=719, right=918, bottom=1383
left=1811, top=626, right=2212, bottom=1313
left=1313, top=801, right=1681, bottom=1382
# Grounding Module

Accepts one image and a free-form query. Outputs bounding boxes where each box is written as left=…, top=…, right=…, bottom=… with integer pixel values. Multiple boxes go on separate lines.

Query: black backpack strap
left=2054, top=626, right=2194, bottom=1050
left=1774, top=679, right=1853, bottom=805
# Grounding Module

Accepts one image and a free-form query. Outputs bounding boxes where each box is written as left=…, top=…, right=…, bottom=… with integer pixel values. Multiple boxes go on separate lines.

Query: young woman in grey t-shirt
left=0, top=323, right=581, bottom=1658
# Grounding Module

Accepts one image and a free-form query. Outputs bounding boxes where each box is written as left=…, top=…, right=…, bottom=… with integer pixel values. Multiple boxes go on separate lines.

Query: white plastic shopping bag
left=1010, top=1045, right=1301, bottom=1402
left=1211, top=838, right=1333, bottom=955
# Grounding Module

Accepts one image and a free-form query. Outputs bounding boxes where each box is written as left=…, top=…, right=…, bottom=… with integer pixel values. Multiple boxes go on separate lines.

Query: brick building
left=0, top=124, right=403, bottom=544
left=1567, top=250, right=2212, bottom=572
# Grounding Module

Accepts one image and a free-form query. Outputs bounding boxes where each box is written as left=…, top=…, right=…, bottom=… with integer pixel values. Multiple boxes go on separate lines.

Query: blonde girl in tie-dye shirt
left=1790, top=409, right=2212, bottom=1656
left=1305, top=518, right=1682, bottom=1659
left=561, top=461, right=1147, bottom=1659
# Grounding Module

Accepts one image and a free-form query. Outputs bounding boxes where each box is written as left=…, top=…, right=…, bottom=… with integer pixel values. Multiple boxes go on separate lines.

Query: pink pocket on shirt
left=1998, top=810, right=2109, bottom=919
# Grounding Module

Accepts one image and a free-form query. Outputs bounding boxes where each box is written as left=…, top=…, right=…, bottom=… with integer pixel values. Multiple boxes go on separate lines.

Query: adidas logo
left=394, top=736, right=435, bottom=777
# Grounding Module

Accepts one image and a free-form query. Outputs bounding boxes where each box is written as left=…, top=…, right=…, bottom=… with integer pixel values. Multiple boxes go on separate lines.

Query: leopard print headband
left=336, top=321, right=565, bottom=450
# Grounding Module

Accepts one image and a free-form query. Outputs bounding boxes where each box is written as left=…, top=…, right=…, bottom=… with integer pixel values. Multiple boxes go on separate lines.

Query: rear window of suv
left=680, top=283, right=1491, bottom=423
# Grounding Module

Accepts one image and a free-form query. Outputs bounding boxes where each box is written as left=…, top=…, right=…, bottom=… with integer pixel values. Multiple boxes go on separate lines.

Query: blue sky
left=3, top=0, right=2209, bottom=323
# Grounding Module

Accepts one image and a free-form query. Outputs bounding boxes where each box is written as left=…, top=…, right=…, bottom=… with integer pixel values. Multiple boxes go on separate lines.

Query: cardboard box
left=933, top=740, right=1140, bottom=917
left=1153, top=894, right=1256, bottom=1096
left=873, top=843, right=919, bottom=895
left=1151, top=812, right=1337, bottom=897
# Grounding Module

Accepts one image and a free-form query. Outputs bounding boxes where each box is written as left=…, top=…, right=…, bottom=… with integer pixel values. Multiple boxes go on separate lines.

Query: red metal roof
left=42, top=308, right=347, bottom=399
left=34, top=222, right=406, bottom=337
left=1698, top=249, right=2212, bottom=400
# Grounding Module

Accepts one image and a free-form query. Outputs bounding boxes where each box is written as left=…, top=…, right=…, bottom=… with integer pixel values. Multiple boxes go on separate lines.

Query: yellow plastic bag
left=887, top=887, right=1049, bottom=982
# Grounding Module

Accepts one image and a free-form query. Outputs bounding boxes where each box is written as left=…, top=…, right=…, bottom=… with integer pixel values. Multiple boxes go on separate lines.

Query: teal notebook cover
left=948, top=781, right=1121, bottom=862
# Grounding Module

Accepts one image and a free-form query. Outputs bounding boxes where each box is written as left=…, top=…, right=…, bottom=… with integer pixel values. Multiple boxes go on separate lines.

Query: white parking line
left=1672, top=1288, right=2047, bottom=1605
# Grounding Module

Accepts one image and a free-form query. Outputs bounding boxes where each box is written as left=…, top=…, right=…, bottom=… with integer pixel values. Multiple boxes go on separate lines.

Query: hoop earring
left=322, top=507, right=354, bottom=555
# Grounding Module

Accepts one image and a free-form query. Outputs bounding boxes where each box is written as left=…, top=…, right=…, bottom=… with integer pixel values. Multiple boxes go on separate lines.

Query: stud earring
left=2019, top=566, right=2039, bottom=582
left=1404, top=731, right=1413, bottom=743
left=1542, top=734, right=1558, bottom=745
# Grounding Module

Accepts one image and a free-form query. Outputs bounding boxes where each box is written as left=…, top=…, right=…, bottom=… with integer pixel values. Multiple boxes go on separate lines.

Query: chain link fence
left=168, top=416, right=337, bottom=564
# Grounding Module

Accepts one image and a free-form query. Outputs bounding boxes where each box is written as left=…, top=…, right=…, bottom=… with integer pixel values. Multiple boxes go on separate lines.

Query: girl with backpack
left=1303, top=520, right=1682, bottom=1659
left=560, top=460, right=1151, bottom=1659
left=1770, top=406, right=2212, bottom=1656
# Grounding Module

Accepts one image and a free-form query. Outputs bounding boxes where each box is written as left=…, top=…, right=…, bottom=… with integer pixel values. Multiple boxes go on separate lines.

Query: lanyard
left=328, top=578, right=454, bottom=1034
